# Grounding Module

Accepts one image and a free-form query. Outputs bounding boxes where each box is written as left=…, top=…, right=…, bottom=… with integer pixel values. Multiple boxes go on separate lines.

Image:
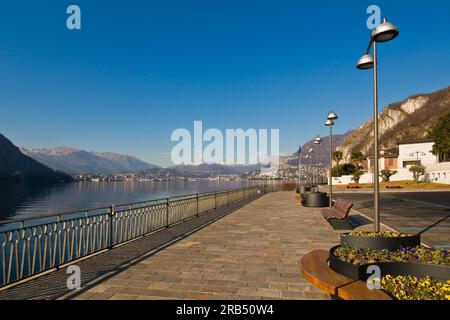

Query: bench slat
left=338, top=281, right=393, bottom=300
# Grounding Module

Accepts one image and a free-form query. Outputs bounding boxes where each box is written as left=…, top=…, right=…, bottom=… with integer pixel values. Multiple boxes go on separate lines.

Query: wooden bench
left=385, top=182, right=402, bottom=189
left=299, top=250, right=392, bottom=300
left=321, top=198, right=354, bottom=230
left=346, top=183, right=361, bottom=189
left=321, top=198, right=353, bottom=221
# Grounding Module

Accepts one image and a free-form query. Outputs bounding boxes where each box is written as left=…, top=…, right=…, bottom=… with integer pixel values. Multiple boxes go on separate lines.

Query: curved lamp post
left=314, top=135, right=322, bottom=189
left=325, top=111, right=338, bottom=212
left=357, top=18, right=399, bottom=232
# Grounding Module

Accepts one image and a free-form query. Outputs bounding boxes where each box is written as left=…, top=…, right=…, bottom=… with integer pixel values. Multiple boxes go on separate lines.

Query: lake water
left=0, top=180, right=262, bottom=222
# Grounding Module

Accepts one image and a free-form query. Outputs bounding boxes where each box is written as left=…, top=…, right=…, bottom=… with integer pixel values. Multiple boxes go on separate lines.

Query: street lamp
left=325, top=111, right=338, bottom=212
left=356, top=18, right=399, bottom=232
left=409, top=151, right=426, bottom=163
left=308, top=148, right=314, bottom=189
left=314, top=135, right=322, bottom=189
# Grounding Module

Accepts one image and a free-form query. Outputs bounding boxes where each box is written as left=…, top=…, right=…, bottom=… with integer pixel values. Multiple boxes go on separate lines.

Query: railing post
left=166, top=198, right=170, bottom=227
left=196, top=193, right=200, bottom=216
left=108, top=205, right=115, bottom=249
left=214, top=192, right=217, bottom=210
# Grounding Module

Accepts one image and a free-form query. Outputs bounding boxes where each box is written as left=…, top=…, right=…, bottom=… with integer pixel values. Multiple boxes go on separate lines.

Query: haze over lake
left=0, top=180, right=261, bottom=222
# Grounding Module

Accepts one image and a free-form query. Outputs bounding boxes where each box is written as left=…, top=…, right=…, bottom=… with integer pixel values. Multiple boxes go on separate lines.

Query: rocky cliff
left=337, top=86, right=450, bottom=162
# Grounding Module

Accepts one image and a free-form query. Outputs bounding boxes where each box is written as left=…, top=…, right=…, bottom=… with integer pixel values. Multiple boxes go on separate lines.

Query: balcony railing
left=0, top=185, right=272, bottom=288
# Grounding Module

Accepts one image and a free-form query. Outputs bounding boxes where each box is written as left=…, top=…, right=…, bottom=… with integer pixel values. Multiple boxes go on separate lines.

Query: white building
left=330, top=139, right=450, bottom=185
left=397, top=139, right=437, bottom=169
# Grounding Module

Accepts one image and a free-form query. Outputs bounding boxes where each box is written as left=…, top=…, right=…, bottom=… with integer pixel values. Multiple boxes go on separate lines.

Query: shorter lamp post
left=325, top=111, right=338, bottom=212
left=308, top=148, right=314, bottom=189
left=314, top=135, right=322, bottom=190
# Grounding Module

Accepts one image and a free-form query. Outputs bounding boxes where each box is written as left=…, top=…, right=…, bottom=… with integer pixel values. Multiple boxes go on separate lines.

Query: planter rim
left=341, top=232, right=419, bottom=238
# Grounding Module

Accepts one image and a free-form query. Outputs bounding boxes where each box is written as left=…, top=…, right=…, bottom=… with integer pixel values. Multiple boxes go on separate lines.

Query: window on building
left=403, top=160, right=421, bottom=168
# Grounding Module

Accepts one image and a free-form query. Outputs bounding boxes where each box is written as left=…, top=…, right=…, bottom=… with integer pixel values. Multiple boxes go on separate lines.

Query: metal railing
left=0, top=185, right=271, bottom=288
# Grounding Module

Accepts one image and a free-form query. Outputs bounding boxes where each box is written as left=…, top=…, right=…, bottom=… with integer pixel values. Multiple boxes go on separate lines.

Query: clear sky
left=1, top=0, right=449, bottom=166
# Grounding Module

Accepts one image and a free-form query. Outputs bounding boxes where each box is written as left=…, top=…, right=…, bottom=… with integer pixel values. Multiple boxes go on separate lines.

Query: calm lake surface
left=0, top=180, right=262, bottom=222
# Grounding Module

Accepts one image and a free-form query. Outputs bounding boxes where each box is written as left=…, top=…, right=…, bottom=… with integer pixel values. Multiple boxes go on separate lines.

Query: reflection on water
left=0, top=180, right=257, bottom=222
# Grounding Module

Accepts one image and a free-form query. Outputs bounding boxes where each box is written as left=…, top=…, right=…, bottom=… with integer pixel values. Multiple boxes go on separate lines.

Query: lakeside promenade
left=68, top=191, right=342, bottom=300
left=1, top=189, right=447, bottom=300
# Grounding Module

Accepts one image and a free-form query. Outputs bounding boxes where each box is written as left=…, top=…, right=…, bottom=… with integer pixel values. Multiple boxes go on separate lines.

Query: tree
left=332, top=150, right=343, bottom=176
left=381, top=169, right=397, bottom=182
left=350, top=151, right=365, bottom=169
left=352, top=170, right=363, bottom=183
left=427, top=111, right=450, bottom=162
left=331, top=163, right=356, bottom=177
left=409, top=164, right=426, bottom=183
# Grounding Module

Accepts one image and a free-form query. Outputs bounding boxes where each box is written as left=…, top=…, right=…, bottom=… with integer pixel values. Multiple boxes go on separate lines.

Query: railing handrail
left=0, top=185, right=263, bottom=227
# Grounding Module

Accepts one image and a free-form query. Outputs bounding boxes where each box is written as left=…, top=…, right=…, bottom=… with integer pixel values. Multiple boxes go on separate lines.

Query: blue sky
left=0, top=0, right=449, bottom=166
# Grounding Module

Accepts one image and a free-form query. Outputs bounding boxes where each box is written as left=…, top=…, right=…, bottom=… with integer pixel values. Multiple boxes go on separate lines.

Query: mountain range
left=338, top=86, right=450, bottom=162
left=289, top=131, right=352, bottom=166
left=21, top=147, right=160, bottom=174
left=0, top=134, right=72, bottom=182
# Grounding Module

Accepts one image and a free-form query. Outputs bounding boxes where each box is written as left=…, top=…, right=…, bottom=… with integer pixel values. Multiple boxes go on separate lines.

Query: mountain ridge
left=21, top=147, right=160, bottom=174
left=337, top=86, right=450, bottom=162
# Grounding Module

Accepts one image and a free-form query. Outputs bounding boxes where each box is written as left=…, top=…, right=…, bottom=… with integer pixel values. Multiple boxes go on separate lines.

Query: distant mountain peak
left=21, top=147, right=159, bottom=174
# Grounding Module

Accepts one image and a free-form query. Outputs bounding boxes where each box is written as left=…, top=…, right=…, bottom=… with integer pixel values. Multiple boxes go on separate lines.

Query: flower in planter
left=381, top=275, right=450, bottom=300
left=334, top=246, right=450, bottom=266
left=349, top=231, right=413, bottom=237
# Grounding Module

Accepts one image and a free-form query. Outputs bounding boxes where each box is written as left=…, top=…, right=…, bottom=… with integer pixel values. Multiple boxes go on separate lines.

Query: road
left=335, top=191, right=450, bottom=248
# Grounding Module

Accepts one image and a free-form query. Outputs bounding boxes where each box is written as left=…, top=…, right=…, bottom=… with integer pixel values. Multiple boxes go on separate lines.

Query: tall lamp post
left=314, top=135, right=322, bottom=190
left=357, top=18, right=399, bottom=232
left=325, top=111, right=338, bottom=212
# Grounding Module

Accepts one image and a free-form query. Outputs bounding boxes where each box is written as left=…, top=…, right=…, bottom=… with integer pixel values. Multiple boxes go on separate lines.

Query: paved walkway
left=70, top=192, right=355, bottom=300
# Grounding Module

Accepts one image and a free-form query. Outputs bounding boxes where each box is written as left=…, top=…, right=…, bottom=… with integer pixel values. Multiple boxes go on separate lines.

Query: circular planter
left=329, top=245, right=450, bottom=282
left=340, top=233, right=421, bottom=251
left=302, top=192, right=329, bottom=208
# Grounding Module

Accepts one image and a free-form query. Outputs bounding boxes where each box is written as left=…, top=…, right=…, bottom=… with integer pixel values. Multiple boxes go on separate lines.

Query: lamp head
left=314, top=135, right=322, bottom=143
left=371, top=18, right=399, bottom=43
left=327, top=111, right=338, bottom=120
left=324, top=119, right=334, bottom=126
left=356, top=54, right=374, bottom=70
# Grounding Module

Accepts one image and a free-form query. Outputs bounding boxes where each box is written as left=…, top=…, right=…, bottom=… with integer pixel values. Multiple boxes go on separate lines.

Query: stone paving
left=72, top=191, right=351, bottom=300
